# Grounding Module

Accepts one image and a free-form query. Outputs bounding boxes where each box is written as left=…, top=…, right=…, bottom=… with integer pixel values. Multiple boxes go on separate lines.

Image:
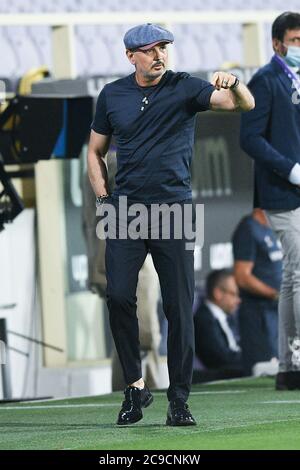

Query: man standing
left=240, top=12, right=300, bottom=390
left=88, top=23, right=254, bottom=426
left=232, top=209, right=282, bottom=375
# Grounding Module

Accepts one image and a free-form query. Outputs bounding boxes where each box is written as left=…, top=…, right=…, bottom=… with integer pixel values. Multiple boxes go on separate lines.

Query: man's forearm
left=230, top=82, right=255, bottom=111
left=87, top=151, right=109, bottom=197
left=237, top=272, right=279, bottom=300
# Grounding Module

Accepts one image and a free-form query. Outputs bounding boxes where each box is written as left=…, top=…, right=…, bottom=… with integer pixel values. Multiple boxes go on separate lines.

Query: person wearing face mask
left=240, top=11, right=300, bottom=391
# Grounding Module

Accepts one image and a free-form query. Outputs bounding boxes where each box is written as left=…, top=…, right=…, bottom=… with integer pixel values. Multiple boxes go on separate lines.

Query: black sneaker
left=117, top=385, right=153, bottom=426
left=166, top=398, right=197, bottom=426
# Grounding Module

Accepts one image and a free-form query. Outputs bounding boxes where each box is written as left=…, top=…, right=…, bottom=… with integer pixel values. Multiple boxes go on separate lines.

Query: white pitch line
left=261, top=400, right=300, bottom=404
left=194, top=416, right=300, bottom=433
left=0, top=403, right=119, bottom=410
left=19, top=388, right=248, bottom=406
left=154, top=390, right=246, bottom=396
left=191, top=390, right=246, bottom=395
left=0, top=391, right=247, bottom=411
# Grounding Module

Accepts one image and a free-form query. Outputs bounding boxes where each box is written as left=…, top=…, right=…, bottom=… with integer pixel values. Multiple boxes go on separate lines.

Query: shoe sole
left=166, top=417, right=197, bottom=426
left=117, top=414, right=143, bottom=426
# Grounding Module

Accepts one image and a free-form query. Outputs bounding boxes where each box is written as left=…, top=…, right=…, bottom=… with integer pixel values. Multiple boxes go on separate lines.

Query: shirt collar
left=205, top=300, right=240, bottom=352
left=205, top=300, right=227, bottom=323
left=282, top=59, right=299, bottom=75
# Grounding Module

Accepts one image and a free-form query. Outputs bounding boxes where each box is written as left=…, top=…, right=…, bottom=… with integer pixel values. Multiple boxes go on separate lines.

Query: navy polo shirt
left=232, top=215, right=283, bottom=300
left=91, top=70, right=214, bottom=203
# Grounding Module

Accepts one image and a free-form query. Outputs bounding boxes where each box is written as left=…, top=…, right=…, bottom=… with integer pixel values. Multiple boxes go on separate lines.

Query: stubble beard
left=143, top=64, right=165, bottom=82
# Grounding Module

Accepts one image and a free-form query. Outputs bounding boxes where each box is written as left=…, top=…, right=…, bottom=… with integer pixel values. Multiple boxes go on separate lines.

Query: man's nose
left=153, top=48, right=163, bottom=60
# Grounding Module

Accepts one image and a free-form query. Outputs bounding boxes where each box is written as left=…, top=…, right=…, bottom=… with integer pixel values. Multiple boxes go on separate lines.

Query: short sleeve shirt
left=232, top=215, right=283, bottom=299
left=91, top=71, right=214, bottom=203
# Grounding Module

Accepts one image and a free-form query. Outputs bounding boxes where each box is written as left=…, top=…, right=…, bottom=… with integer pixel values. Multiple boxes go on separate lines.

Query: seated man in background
left=232, top=208, right=282, bottom=376
left=194, top=269, right=243, bottom=380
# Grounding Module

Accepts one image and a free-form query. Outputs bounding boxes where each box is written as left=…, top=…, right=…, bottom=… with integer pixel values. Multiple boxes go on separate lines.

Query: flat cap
left=124, top=23, right=174, bottom=50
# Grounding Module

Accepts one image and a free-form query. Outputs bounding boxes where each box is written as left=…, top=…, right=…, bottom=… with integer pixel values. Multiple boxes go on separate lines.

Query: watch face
left=95, top=198, right=103, bottom=208
left=96, top=195, right=109, bottom=205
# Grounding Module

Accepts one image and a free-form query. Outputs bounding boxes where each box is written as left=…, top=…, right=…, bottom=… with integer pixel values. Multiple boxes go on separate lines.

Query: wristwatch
left=95, top=194, right=109, bottom=207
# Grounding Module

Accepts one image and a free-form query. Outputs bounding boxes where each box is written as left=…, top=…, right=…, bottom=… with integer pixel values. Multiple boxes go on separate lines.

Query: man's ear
left=126, top=50, right=135, bottom=65
left=212, top=286, right=221, bottom=303
left=272, top=38, right=281, bottom=54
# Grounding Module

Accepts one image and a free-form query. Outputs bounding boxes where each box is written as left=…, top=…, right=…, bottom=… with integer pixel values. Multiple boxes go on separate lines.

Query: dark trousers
left=105, top=200, right=195, bottom=402
left=238, top=299, right=278, bottom=376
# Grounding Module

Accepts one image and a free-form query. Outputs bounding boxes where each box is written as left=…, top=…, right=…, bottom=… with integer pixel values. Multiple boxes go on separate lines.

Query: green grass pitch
left=1, top=377, right=300, bottom=450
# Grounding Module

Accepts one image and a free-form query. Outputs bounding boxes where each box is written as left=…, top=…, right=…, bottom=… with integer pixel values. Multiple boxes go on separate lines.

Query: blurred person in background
left=194, top=269, right=243, bottom=379
left=240, top=12, right=300, bottom=390
left=88, top=23, right=254, bottom=426
left=232, top=208, right=282, bottom=376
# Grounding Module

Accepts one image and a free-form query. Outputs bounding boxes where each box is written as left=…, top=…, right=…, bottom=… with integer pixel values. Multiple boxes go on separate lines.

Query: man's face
left=213, top=276, right=240, bottom=315
left=273, top=28, right=300, bottom=57
left=126, top=43, right=168, bottom=81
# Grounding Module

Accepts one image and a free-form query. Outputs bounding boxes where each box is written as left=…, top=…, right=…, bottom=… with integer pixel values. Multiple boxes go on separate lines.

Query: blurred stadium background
left=0, top=0, right=299, bottom=77
left=0, top=0, right=298, bottom=425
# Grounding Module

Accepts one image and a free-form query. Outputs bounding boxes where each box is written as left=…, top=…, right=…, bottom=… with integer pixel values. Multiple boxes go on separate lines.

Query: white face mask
left=284, top=45, right=300, bottom=67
